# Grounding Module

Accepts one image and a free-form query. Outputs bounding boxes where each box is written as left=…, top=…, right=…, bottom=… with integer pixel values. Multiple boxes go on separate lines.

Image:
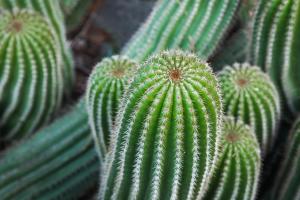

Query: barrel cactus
left=218, top=63, right=280, bottom=154
left=86, top=56, right=137, bottom=160
left=0, top=10, right=63, bottom=141
left=100, top=51, right=223, bottom=199
left=204, top=117, right=261, bottom=200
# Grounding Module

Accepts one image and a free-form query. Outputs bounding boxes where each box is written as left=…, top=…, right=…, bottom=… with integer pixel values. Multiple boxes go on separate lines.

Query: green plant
left=204, top=116, right=261, bottom=200
left=0, top=10, right=63, bottom=141
left=218, top=63, right=280, bottom=154
left=86, top=56, right=137, bottom=160
left=100, top=51, right=223, bottom=199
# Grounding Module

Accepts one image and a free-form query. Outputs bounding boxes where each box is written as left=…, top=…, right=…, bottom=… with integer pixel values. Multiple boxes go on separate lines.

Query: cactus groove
left=86, top=56, right=137, bottom=160
left=218, top=63, right=280, bottom=154
left=100, top=51, right=223, bottom=200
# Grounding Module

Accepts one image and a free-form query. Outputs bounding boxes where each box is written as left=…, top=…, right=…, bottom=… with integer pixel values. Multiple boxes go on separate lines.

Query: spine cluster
left=218, top=63, right=280, bottom=154
left=100, top=51, right=223, bottom=200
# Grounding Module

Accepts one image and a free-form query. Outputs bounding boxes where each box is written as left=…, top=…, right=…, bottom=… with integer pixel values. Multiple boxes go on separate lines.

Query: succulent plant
left=100, top=51, right=223, bottom=200
left=86, top=56, right=137, bottom=160
left=0, top=10, right=63, bottom=141
left=122, top=0, right=241, bottom=61
left=204, top=117, right=261, bottom=200
left=218, top=63, right=280, bottom=154
left=0, top=101, right=99, bottom=200
left=250, top=0, right=300, bottom=113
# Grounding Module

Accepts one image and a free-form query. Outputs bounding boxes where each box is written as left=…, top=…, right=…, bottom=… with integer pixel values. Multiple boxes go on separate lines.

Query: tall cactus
left=86, top=56, right=137, bottom=160
left=0, top=101, right=99, bottom=200
left=100, top=51, right=223, bottom=200
left=0, top=10, right=63, bottom=141
left=204, top=117, right=261, bottom=200
left=270, top=118, right=300, bottom=200
left=218, top=63, right=280, bottom=154
left=122, top=0, right=241, bottom=61
left=250, top=0, right=300, bottom=113
left=1, top=0, right=74, bottom=94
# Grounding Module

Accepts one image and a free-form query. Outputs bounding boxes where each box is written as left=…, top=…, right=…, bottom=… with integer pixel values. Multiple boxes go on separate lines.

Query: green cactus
left=0, top=10, right=64, bottom=141
left=218, top=63, right=280, bottom=154
left=271, top=118, right=300, bottom=200
left=86, top=56, right=137, bottom=159
left=250, top=0, right=300, bottom=113
left=100, top=51, right=223, bottom=200
left=1, top=0, right=74, bottom=95
left=122, top=0, right=241, bottom=61
left=0, top=101, right=99, bottom=200
left=204, top=117, right=261, bottom=200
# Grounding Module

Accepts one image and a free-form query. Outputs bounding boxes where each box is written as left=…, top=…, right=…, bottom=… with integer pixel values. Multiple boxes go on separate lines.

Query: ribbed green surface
left=218, top=63, right=280, bottom=153
left=0, top=10, right=63, bottom=141
left=100, top=51, right=223, bottom=200
left=250, top=0, right=300, bottom=113
left=271, top=118, right=300, bottom=200
left=204, top=117, right=261, bottom=200
left=86, top=56, right=137, bottom=160
left=1, top=0, right=74, bottom=95
left=0, top=101, right=99, bottom=200
left=122, top=0, right=241, bottom=61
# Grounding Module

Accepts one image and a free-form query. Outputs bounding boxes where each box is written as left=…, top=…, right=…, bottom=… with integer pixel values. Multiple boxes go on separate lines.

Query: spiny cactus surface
left=122, top=0, right=241, bottom=61
left=0, top=10, right=63, bottom=141
left=86, top=56, right=137, bottom=160
left=218, top=63, right=280, bottom=154
left=251, top=0, right=300, bottom=113
left=204, top=117, right=261, bottom=200
left=100, top=51, right=223, bottom=200
left=0, top=101, right=99, bottom=200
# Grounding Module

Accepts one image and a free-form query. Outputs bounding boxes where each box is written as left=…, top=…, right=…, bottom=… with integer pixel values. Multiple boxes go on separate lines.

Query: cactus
left=204, top=117, right=261, bottom=200
left=100, top=51, right=223, bottom=200
left=1, top=0, right=74, bottom=94
left=121, top=0, right=241, bottom=61
left=0, top=10, right=64, bottom=141
left=218, top=63, right=280, bottom=154
left=0, top=101, right=99, bottom=200
left=86, top=56, right=137, bottom=160
left=250, top=0, right=300, bottom=113
left=271, top=118, right=300, bottom=200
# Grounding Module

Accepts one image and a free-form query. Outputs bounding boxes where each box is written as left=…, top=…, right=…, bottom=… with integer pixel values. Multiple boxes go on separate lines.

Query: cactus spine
left=86, top=56, right=137, bottom=160
left=0, top=10, right=63, bottom=141
left=100, top=51, right=223, bottom=200
left=250, top=0, right=300, bottom=113
left=121, top=0, right=241, bottom=61
left=218, top=63, right=280, bottom=153
left=0, top=101, right=99, bottom=200
left=204, top=117, right=261, bottom=200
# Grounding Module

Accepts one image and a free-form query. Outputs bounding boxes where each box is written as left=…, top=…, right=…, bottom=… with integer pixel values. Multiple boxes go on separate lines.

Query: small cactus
left=0, top=10, right=63, bottom=141
left=204, top=117, right=261, bottom=200
left=100, top=51, right=223, bottom=200
left=86, top=56, right=137, bottom=160
left=218, top=63, right=280, bottom=154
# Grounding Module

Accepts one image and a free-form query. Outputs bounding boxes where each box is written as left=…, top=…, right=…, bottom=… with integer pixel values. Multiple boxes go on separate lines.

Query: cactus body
left=86, top=56, right=137, bottom=160
left=100, top=51, right=223, bottom=200
left=1, top=0, right=74, bottom=94
left=0, top=10, right=63, bottom=141
left=250, top=0, right=300, bottom=113
left=204, top=117, right=261, bottom=200
left=218, top=63, right=280, bottom=153
left=0, top=101, right=99, bottom=200
left=271, top=118, right=300, bottom=200
left=122, top=0, right=241, bottom=61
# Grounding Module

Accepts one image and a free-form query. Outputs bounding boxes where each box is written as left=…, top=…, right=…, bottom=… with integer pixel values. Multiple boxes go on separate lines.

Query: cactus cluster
left=251, top=0, right=300, bottom=113
left=0, top=10, right=63, bottom=141
left=204, top=117, right=261, bottom=200
left=86, top=56, right=137, bottom=160
left=218, top=63, right=280, bottom=154
left=100, top=51, right=223, bottom=199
